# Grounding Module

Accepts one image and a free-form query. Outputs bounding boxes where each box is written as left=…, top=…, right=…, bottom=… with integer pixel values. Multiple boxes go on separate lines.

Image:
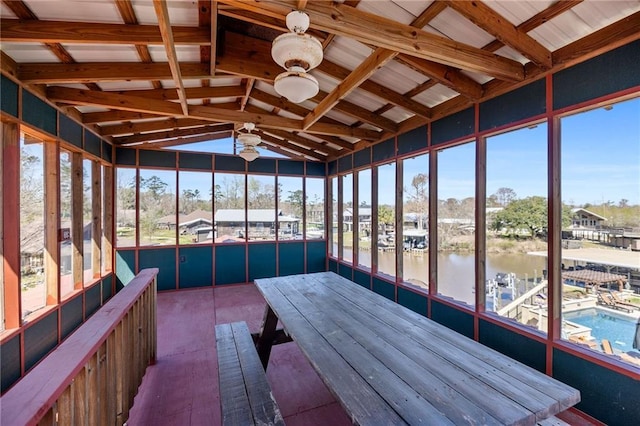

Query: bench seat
left=215, top=321, right=284, bottom=426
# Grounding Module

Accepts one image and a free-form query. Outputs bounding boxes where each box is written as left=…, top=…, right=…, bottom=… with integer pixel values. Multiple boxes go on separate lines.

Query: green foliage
left=492, top=196, right=547, bottom=238
left=378, top=205, right=394, bottom=225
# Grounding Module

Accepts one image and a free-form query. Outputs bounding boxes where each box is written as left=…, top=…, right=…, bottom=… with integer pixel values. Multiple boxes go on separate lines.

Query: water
left=564, top=308, right=638, bottom=352
left=342, top=250, right=546, bottom=306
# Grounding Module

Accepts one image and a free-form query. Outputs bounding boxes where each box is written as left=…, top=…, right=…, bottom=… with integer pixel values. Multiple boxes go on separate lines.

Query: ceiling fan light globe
left=274, top=70, right=319, bottom=104
left=239, top=146, right=260, bottom=162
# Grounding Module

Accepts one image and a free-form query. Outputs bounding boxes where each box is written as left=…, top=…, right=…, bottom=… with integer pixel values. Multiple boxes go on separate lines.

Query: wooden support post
left=396, top=160, right=403, bottom=282
left=475, top=136, right=486, bottom=314
left=92, top=161, right=102, bottom=279
left=428, top=152, right=438, bottom=296
left=44, top=142, right=59, bottom=305
left=72, top=151, right=83, bottom=289
left=1, top=121, right=21, bottom=328
left=103, top=166, right=114, bottom=273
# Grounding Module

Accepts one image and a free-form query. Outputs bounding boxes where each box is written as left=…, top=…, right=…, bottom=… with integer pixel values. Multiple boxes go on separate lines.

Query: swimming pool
left=564, top=308, right=638, bottom=352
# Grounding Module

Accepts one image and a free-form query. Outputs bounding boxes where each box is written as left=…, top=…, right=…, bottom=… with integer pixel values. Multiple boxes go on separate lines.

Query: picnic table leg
left=255, top=305, right=278, bottom=370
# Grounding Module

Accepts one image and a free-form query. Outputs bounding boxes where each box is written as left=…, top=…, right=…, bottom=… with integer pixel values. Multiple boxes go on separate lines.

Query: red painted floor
left=127, top=284, right=600, bottom=426
left=127, top=284, right=351, bottom=426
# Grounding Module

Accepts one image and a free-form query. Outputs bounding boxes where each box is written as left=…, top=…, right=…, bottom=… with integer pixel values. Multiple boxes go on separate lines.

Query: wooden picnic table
left=254, top=272, right=580, bottom=425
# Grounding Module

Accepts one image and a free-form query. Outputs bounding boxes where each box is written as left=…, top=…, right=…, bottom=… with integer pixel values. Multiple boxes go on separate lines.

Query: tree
left=494, top=187, right=517, bottom=207
left=492, top=196, right=572, bottom=238
left=285, top=189, right=304, bottom=218
left=378, top=205, right=394, bottom=235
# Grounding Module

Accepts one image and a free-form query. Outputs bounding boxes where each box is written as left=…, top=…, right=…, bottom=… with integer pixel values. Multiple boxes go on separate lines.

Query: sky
left=23, top=96, right=637, bottom=209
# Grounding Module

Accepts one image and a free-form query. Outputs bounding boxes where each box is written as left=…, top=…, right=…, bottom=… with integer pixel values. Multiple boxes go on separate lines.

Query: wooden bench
left=215, top=321, right=285, bottom=426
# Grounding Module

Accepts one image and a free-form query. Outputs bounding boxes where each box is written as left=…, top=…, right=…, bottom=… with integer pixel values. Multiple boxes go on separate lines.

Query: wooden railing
left=1, top=268, right=158, bottom=426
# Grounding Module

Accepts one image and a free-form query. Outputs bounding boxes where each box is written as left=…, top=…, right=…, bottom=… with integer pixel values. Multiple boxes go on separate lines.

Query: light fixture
left=238, top=146, right=260, bottom=162
left=236, top=122, right=261, bottom=161
left=271, top=10, right=323, bottom=103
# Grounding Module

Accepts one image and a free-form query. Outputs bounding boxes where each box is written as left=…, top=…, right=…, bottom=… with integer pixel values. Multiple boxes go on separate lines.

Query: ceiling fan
left=236, top=122, right=261, bottom=162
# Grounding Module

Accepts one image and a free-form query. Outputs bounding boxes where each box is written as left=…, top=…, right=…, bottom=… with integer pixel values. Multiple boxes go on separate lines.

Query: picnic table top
left=254, top=272, right=580, bottom=426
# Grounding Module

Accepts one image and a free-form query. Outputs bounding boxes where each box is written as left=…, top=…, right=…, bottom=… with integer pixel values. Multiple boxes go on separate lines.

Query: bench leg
left=255, top=305, right=278, bottom=370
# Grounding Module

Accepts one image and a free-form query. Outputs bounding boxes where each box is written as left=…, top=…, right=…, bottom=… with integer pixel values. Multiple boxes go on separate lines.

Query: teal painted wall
left=215, top=244, right=246, bottom=285
left=179, top=246, right=213, bottom=288
left=249, top=243, right=277, bottom=281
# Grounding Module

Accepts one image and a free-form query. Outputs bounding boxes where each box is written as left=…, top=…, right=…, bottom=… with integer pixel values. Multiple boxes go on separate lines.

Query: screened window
left=377, top=163, right=396, bottom=278
left=437, top=142, right=476, bottom=307
left=560, top=97, right=640, bottom=365
left=214, top=173, right=245, bottom=242
left=305, top=177, right=325, bottom=240
left=486, top=124, right=548, bottom=325
left=342, top=174, right=353, bottom=263
left=179, top=171, right=212, bottom=244
left=20, top=134, right=46, bottom=318
left=247, top=175, right=276, bottom=241
left=357, top=169, right=372, bottom=269
left=278, top=176, right=303, bottom=240
left=139, top=170, right=176, bottom=246
left=402, top=154, right=429, bottom=290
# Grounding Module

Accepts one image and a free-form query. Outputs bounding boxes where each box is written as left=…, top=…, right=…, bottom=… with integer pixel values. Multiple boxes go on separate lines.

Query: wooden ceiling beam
left=115, top=0, right=163, bottom=90
left=189, top=104, right=380, bottom=140
left=244, top=104, right=356, bottom=150
left=261, top=128, right=338, bottom=156
left=443, top=1, right=552, bottom=69
left=396, top=54, right=484, bottom=100
left=259, top=143, right=306, bottom=161
left=122, top=131, right=232, bottom=148
left=108, top=85, right=245, bottom=101
left=113, top=123, right=234, bottom=145
left=302, top=2, right=447, bottom=130
left=153, top=0, right=189, bottom=115
left=317, top=60, right=432, bottom=119
left=482, top=0, right=584, bottom=53
left=256, top=131, right=326, bottom=161
left=99, top=117, right=220, bottom=137
left=82, top=110, right=163, bottom=124
left=0, top=18, right=210, bottom=45
left=303, top=48, right=397, bottom=130
left=218, top=0, right=525, bottom=81
left=18, top=62, right=210, bottom=84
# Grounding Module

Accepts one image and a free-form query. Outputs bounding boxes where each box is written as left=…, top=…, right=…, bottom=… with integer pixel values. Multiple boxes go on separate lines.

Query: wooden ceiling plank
left=218, top=0, right=525, bottom=81
left=0, top=18, right=210, bottom=45
left=153, top=0, right=189, bottom=115
left=17, top=62, right=210, bottom=84
left=443, top=0, right=552, bottom=69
